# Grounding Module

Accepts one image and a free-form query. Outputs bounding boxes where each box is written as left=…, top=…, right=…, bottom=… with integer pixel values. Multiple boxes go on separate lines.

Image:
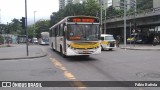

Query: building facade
left=59, top=0, right=110, bottom=10
left=59, top=0, right=73, bottom=10
left=153, top=0, right=160, bottom=8
left=98, top=0, right=109, bottom=10
left=66, top=0, right=73, bottom=5
left=112, top=0, right=136, bottom=10
left=59, top=0, right=65, bottom=10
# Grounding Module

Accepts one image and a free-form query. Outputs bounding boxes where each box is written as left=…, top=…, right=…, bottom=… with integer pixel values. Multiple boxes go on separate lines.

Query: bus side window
left=60, top=24, right=63, bottom=36
left=55, top=26, right=59, bottom=37
left=50, top=29, right=52, bottom=37
left=53, top=28, right=56, bottom=37
left=58, top=25, right=60, bottom=36
left=63, top=26, right=67, bottom=36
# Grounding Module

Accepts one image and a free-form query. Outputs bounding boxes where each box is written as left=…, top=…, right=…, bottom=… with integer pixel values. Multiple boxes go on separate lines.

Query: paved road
left=0, top=44, right=160, bottom=90
left=46, top=45, right=160, bottom=90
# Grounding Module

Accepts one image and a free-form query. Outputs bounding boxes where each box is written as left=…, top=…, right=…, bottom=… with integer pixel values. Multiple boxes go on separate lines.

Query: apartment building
left=112, top=0, right=136, bottom=10
left=66, top=0, right=73, bottom=5
left=59, top=0, right=73, bottom=10
left=59, top=0, right=65, bottom=10
left=153, top=0, right=160, bottom=8
left=59, top=0, right=109, bottom=10
left=96, top=0, right=109, bottom=10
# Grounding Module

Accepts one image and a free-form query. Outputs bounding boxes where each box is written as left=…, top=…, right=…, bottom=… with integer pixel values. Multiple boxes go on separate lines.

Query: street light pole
left=33, top=11, right=37, bottom=38
left=100, top=0, right=103, bottom=34
left=25, top=0, right=29, bottom=56
left=104, top=3, right=107, bottom=34
left=0, top=9, right=1, bottom=24
left=104, top=2, right=112, bottom=34
left=124, top=0, right=127, bottom=47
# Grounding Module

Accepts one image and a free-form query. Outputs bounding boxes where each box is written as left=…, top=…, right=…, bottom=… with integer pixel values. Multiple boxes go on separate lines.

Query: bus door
left=63, top=26, right=67, bottom=53
left=55, top=27, right=58, bottom=50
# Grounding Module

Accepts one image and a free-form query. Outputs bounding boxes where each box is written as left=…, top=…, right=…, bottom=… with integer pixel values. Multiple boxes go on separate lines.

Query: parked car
left=127, top=33, right=143, bottom=44
left=32, top=38, right=38, bottom=44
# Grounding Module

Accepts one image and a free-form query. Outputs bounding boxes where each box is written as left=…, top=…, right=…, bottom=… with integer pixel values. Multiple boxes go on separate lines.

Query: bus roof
left=49, top=16, right=99, bottom=30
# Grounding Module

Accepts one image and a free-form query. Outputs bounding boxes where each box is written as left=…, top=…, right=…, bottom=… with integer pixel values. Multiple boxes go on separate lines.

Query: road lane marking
left=64, top=71, right=76, bottom=80
left=50, top=58, right=87, bottom=89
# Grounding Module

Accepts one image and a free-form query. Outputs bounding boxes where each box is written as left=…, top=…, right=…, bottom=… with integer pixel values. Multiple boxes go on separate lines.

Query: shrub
left=0, top=35, right=4, bottom=44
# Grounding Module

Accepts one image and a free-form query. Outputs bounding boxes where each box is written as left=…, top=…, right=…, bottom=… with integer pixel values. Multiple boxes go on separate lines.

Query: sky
left=0, top=0, right=59, bottom=24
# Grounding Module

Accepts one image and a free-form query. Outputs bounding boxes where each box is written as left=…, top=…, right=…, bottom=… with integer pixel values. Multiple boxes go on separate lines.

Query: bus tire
left=101, top=45, right=104, bottom=51
left=52, top=43, right=55, bottom=51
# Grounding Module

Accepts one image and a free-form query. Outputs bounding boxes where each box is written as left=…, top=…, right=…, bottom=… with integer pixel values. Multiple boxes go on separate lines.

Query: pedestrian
left=116, top=35, right=121, bottom=47
left=152, top=36, right=159, bottom=46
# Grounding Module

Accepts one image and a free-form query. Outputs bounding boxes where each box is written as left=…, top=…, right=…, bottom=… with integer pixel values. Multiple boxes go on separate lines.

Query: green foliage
left=27, top=25, right=34, bottom=38
left=137, top=0, right=153, bottom=11
left=0, top=24, right=7, bottom=34
left=106, top=6, right=124, bottom=18
left=0, top=35, right=4, bottom=44
left=35, top=20, right=50, bottom=38
left=50, top=0, right=100, bottom=26
left=84, top=0, right=100, bottom=16
left=8, top=18, right=23, bottom=35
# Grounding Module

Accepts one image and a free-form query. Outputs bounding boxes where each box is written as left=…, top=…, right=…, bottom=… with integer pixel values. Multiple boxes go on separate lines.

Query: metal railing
left=105, top=7, right=160, bottom=23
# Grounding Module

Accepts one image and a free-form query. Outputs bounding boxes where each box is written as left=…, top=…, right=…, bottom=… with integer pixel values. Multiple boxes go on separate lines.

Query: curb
left=0, top=53, right=47, bottom=60
left=121, top=47, right=160, bottom=51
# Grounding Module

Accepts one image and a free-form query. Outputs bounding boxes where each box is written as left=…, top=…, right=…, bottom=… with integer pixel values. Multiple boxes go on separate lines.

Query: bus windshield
left=67, top=24, right=99, bottom=41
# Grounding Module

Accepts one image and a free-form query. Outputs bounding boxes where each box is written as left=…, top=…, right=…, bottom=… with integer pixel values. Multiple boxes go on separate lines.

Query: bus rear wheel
left=52, top=43, right=54, bottom=51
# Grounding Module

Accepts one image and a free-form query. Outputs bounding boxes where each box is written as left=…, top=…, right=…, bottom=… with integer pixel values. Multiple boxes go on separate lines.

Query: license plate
left=83, top=50, right=89, bottom=53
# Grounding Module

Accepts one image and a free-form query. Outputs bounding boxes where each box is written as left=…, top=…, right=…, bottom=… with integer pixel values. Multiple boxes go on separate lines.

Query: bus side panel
left=56, top=36, right=64, bottom=53
left=50, top=37, right=56, bottom=50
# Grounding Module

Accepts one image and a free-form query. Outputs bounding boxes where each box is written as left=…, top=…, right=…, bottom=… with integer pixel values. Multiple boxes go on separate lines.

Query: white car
left=100, top=34, right=116, bottom=51
left=32, top=38, right=38, bottom=44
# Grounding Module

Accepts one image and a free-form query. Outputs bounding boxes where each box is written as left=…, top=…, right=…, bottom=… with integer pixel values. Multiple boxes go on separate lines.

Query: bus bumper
left=66, top=47, right=101, bottom=56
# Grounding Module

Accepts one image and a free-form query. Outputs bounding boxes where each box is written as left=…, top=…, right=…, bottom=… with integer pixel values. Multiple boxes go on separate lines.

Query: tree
left=0, top=24, right=7, bottom=34
left=0, top=35, right=4, bottom=44
left=34, top=20, right=50, bottom=38
left=27, top=25, right=34, bottom=38
left=8, top=18, right=23, bottom=35
left=50, top=0, right=100, bottom=26
left=84, top=0, right=100, bottom=16
left=137, top=0, right=153, bottom=12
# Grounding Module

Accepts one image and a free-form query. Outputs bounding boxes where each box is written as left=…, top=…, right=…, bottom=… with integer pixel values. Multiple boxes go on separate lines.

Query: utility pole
left=131, top=0, right=137, bottom=46
left=25, top=0, right=29, bottom=56
left=33, top=11, right=37, bottom=38
left=124, top=0, right=127, bottom=47
left=100, top=0, right=103, bottom=34
left=0, top=9, right=1, bottom=24
left=104, top=3, right=107, bottom=34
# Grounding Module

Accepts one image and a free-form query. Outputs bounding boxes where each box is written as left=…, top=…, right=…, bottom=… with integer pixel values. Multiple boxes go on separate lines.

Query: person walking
left=153, top=36, right=159, bottom=46
left=116, top=35, right=121, bottom=47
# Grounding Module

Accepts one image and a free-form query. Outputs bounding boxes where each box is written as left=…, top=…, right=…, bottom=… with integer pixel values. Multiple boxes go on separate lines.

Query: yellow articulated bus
left=49, top=16, right=101, bottom=57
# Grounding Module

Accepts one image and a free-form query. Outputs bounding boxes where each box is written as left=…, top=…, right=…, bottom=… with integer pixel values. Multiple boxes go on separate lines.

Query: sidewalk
left=0, top=44, right=47, bottom=60
left=120, top=44, right=160, bottom=51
